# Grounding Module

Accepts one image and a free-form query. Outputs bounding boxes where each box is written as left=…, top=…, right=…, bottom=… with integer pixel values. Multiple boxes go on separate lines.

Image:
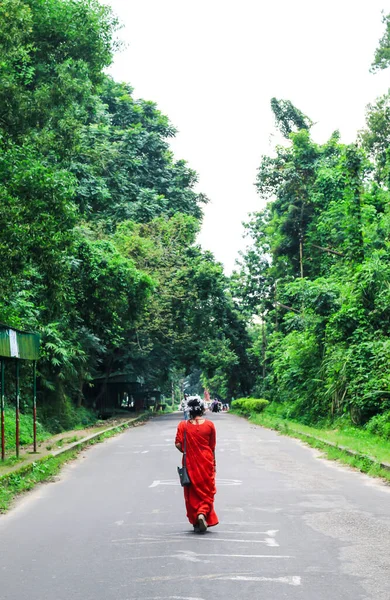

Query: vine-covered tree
left=0, top=0, right=248, bottom=431
left=234, top=85, right=390, bottom=425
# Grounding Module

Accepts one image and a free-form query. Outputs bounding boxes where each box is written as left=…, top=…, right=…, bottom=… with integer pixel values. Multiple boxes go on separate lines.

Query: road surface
left=0, top=412, right=389, bottom=599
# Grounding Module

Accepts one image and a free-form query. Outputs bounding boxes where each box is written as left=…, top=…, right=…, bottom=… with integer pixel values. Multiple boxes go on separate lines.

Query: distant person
left=183, top=395, right=189, bottom=421
left=175, top=398, right=218, bottom=533
left=211, top=399, right=220, bottom=413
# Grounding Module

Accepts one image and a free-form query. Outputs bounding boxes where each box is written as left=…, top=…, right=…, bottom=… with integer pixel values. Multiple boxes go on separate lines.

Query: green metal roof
left=0, top=325, right=40, bottom=360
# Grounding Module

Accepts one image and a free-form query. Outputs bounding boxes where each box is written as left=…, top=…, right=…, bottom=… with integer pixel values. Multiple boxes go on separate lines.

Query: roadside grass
left=54, top=435, right=80, bottom=448
left=255, top=412, right=390, bottom=464
left=0, top=450, right=79, bottom=513
left=1, top=456, right=24, bottom=469
left=2, top=405, right=102, bottom=452
left=232, top=408, right=390, bottom=483
left=0, top=415, right=149, bottom=513
left=283, top=427, right=390, bottom=484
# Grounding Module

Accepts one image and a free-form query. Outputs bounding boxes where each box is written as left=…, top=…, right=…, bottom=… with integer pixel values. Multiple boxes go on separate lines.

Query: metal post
left=33, top=360, right=37, bottom=453
left=15, top=360, right=20, bottom=458
left=1, top=360, right=5, bottom=461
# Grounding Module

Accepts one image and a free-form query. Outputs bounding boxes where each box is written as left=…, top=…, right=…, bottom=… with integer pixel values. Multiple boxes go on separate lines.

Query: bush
left=231, top=397, right=269, bottom=415
left=40, top=398, right=98, bottom=433
left=365, top=411, right=390, bottom=440
left=246, top=398, right=269, bottom=413
left=4, top=406, right=49, bottom=450
left=231, top=398, right=246, bottom=411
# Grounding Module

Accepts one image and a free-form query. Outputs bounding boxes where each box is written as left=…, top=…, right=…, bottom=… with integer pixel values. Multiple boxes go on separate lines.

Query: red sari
left=175, top=419, right=219, bottom=527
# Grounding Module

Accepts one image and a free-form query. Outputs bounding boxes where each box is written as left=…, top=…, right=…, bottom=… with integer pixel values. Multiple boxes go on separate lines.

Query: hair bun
left=187, top=397, right=205, bottom=418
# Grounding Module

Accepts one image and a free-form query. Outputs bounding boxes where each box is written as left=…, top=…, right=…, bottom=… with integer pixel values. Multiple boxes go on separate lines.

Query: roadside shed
left=0, top=324, right=40, bottom=460
left=86, top=373, right=162, bottom=417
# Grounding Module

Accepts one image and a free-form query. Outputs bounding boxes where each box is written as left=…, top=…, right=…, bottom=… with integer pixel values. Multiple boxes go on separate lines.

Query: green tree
left=72, top=78, right=207, bottom=227
left=371, top=12, right=390, bottom=73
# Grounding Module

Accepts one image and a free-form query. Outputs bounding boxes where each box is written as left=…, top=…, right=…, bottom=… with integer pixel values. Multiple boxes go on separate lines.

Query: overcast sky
left=106, top=0, right=390, bottom=273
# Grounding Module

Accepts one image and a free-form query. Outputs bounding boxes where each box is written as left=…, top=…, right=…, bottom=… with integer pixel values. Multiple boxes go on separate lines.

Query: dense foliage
left=5, top=2, right=390, bottom=437
left=231, top=398, right=269, bottom=416
left=0, top=0, right=250, bottom=431
left=233, top=16, right=390, bottom=429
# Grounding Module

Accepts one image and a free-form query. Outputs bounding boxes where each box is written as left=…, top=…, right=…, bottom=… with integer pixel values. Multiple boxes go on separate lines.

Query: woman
left=175, top=398, right=218, bottom=532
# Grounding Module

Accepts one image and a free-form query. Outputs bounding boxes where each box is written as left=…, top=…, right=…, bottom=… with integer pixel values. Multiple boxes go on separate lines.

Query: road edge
left=0, top=412, right=150, bottom=513
left=230, top=411, right=390, bottom=483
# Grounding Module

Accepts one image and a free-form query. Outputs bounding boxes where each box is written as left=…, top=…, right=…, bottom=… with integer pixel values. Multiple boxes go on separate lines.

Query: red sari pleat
left=175, top=419, right=218, bottom=527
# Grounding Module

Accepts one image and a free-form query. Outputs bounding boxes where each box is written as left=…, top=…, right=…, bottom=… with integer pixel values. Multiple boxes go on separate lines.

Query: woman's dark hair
left=187, top=398, right=205, bottom=419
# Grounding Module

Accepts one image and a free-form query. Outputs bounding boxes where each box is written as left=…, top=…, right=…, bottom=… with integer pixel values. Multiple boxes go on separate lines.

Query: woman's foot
left=196, top=514, right=208, bottom=533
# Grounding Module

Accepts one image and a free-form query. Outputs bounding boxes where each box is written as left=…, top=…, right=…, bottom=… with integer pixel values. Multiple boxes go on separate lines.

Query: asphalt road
left=1, top=412, right=390, bottom=600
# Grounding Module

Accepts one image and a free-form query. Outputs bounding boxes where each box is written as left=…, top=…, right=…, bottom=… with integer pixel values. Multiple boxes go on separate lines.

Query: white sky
left=106, top=0, right=390, bottom=273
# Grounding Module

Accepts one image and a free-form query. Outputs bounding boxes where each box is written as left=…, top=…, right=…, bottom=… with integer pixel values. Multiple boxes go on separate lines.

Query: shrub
left=231, top=397, right=269, bottom=415
left=231, top=398, right=246, bottom=411
left=365, top=411, right=390, bottom=440
left=4, top=406, right=48, bottom=450
left=245, top=398, right=269, bottom=413
left=40, top=398, right=98, bottom=433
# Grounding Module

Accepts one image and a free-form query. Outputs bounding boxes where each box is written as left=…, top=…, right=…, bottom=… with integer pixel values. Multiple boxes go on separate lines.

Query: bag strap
left=183, top=422, right=187, bottom=468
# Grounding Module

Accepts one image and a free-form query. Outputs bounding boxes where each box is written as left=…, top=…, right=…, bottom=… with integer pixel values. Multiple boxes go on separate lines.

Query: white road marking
left=151, top=444, right=172, bottom=447
left=128, top=597, right=206, bottom=600
left=119, top=573, right=300, bottom=585
left=154, top=597, right=206, bottom=600
left=149, top=478, right=242, bottom=488
left=111, top=537, right=279, bottom=546
left=122, top=520, right=273, bottom=526
left=113, top=551, right=291, bottom=562
left=175, top=551, right=210, bottom=563
left=149, top=480, right=177, bottom=488
left=219, top=521, right=273, bottom=525
left=251, top=507, right=283, bottom=513
left=114, top=520, right=124, bottom=526
left=113, top=450, right=149, bottom=455
left=195, top=552, right=290, bottom=559
left=166, top=529, right=278, bottom=537
left=220, top=575, right=301, bottom=586
left=216, top=479, right=242, bottom=486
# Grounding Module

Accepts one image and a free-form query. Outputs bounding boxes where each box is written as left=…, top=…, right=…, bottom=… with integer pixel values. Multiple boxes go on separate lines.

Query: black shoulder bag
left=177, top=423, right=191, bottom=486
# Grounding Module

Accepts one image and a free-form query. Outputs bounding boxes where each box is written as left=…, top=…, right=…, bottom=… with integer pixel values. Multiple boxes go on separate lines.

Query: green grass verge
left=3, top=405, right=101, bottom=452
left=0, top=414, right=149, bottom=513
left=0, top=449, right=80, bottom=513
left=291, top=431, right=390, bottom=484
left=231, top=409, right=390, bottom=484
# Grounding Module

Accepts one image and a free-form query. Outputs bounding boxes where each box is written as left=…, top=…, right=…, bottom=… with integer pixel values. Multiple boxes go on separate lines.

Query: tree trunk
left=261, top=316, right=267, bottom=379
left=299, top=236, right=304, bottom=278
left=346, top=146, right=364, bottom=262
left=274, top=281, right=279, bottom=331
